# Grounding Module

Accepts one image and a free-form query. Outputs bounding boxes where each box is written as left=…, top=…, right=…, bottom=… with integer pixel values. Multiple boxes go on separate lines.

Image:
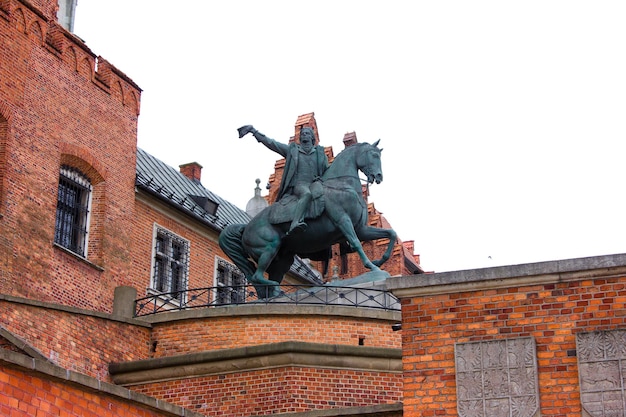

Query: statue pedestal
left=325, top=270, right=391, bottom=289
left=267, top=270, right=396, bottom=309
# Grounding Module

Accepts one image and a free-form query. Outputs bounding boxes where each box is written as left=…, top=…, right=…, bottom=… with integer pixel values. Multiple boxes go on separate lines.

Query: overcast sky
left=73, top=1, right=626, bottom=273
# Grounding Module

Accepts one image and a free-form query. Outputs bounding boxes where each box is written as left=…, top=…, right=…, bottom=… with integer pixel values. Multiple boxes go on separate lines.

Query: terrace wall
left=388, top=253, right=626, bottom=417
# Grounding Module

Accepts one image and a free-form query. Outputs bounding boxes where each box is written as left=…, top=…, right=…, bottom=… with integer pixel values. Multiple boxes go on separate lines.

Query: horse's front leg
left=335, top=215, right=380, bottom=271
left=355, top=226, right=397, bottom=267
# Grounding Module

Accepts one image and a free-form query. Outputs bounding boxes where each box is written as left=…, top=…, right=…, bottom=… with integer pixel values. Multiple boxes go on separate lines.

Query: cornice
left=387, top=253, right=626, bottom=298
left=110, top=341, right=402, bottom=386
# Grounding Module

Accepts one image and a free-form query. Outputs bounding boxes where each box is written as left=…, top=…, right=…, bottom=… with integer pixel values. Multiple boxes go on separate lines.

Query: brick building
left=3, top=1, right=623, bottom=417
left=0, top=1, right=412, bottom=415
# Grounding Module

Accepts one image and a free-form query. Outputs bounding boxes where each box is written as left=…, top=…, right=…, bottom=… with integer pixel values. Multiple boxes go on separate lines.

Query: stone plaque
left=455, top=337, right=539, bottom=417
left=577, top=330, right=626, bottom=417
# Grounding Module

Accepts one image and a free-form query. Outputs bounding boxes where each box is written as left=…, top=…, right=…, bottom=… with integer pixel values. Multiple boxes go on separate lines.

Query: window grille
left=152, top=226, right=189, bottom=302
left=216, top=258, right=246, bottom=304
left=54, top=165, right=92, bottom=257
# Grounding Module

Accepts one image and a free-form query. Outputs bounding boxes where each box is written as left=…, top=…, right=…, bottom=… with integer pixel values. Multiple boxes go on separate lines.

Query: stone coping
left=387, top=253, right=626, bottom=298
left=265, top=402, right=403, bottom=417
left=109, top=341, right=403, bottom=386
left=0, top=327, right=48, bottom=361
left=139, top=303, right=401, bottom=324
left=0, top=293, right=401, bottom=326
left=0, top=349, right=204, bottom=417
left=0, top=293, right=151, bottom=327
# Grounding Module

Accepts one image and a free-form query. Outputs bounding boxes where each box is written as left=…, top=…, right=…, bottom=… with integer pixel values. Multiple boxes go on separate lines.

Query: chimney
left=179, top=162, right=203, bottom=183
left=343, top=132, right=358, bottom=148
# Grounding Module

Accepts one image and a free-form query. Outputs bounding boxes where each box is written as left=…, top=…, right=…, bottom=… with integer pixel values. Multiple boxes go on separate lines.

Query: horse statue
left=219, top=140, right=397, bottom=298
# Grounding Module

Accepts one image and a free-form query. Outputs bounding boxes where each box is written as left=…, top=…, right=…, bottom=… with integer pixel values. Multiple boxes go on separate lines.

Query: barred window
left=216, top=258, right=246, bottom=304
left=151, top=226, right=189, bottom=301
left=54, top=165, right=92, bottom=257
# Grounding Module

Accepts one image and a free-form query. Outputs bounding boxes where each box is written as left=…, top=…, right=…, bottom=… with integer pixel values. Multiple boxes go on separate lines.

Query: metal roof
left=136, top=148, right=251, bottom=230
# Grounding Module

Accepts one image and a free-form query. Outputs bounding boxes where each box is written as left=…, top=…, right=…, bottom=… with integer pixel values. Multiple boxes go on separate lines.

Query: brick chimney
left=294, top=112, right=320, bottom=145
left=343, top=132, right=358, bottom=147
left=179, top=162, right=203, bottom=183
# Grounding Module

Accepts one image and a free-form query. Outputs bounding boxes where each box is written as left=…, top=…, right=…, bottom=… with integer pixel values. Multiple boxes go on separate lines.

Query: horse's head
left=357, top=140, right=383, bottom=184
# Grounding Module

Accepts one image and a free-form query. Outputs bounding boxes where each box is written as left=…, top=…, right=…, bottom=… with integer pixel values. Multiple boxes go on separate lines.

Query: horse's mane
left=332, top=142, right=372, bottom=162
left=323, top=141, right=377, bottom=182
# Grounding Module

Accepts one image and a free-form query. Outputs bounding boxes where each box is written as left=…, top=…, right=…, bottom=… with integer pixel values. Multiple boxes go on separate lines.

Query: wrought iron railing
left=135, top=284, right=400, bottom=317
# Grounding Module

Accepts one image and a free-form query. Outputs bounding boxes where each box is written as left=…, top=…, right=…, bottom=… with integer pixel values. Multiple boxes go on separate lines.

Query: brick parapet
left=1, top=0, right=141, bottom=110
left=140, top=304, right=401, bottom=358
left=387, top=253, right=626, bottom=417
left=111, top=305, right=402, bottom=416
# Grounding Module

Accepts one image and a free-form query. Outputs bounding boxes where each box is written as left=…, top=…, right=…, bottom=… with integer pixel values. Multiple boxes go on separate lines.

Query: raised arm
left=237, top=125, right=289, bottom=157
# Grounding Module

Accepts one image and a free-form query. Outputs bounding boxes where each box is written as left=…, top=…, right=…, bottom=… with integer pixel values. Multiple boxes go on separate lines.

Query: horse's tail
left=218, top=224, right=255, bottom=279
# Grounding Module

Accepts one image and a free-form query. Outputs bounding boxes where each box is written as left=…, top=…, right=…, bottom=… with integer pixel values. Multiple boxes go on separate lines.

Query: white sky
left=73, top=1, right=626, bottom=273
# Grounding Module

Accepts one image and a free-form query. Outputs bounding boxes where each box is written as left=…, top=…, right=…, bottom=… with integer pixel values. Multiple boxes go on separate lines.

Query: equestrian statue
left=219, top=124, right=397, bottom=298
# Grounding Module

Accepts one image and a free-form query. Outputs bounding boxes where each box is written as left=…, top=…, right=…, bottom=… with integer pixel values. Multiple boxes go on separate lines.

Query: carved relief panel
left=577, top=330, right=626, bottom=417
left=455, top=337, right=539, bottom=417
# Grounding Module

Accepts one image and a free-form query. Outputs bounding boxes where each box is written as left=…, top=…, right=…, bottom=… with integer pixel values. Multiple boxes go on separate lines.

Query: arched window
left=54, top=165, right=92, bottom=257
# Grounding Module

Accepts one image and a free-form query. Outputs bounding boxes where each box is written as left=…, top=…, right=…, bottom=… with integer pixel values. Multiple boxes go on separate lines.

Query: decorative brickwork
left=0, top=0, right=140, bottom=312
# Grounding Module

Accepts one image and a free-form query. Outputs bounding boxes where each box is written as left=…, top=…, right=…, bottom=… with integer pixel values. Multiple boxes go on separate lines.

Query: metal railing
left=135, top=284, right=400, bottom=317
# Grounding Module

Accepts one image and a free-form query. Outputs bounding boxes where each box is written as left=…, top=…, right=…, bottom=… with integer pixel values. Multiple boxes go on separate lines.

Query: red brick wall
left=0, top=301, right=151, bottom=381
left=0, top=0, right=140, bottom=313
left=150, top=315, right=401, bottom=358
left=397, top=276, right=626, bottom=417
left=0, top=366, right=184, bottom=417
left=131, top=367, right=402, bottom=416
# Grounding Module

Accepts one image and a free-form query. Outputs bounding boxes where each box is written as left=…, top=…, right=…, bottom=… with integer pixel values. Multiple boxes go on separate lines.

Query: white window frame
left=214, top=257, right=247, bottom=304
left=149, top=224, right=190, bottom=305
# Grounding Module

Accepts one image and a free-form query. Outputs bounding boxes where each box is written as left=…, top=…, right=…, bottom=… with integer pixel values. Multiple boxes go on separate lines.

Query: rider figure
left=239, top=125, right=329, bottom=236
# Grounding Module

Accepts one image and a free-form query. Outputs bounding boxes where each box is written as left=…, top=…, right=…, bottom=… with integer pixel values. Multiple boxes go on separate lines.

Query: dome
left=245, top=179, right=269, bottom=218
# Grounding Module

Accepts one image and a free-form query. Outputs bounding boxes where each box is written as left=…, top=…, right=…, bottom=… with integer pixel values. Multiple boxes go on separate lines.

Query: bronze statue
left=237, top=125, right=329, bottom=235
left=220, top=125, right=397, bottom=298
